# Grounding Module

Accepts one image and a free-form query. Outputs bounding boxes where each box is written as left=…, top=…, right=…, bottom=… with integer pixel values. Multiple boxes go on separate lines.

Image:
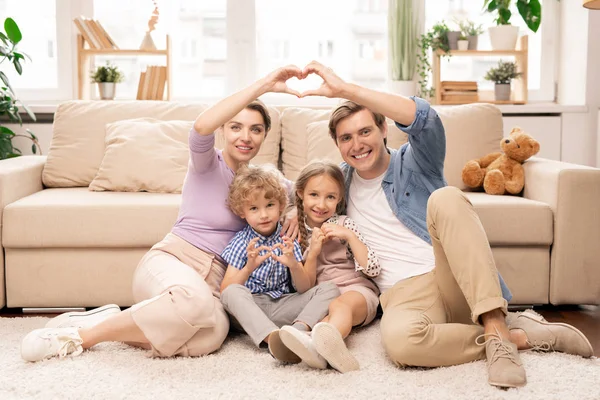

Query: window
left=425, top=0, right=558, bottom=101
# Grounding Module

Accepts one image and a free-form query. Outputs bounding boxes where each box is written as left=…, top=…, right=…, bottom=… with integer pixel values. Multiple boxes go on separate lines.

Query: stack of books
left=136, top=66, right=167, bottom=100
left=440, top=81, right=478, bottom=103
left=73, top=16, right=118, bottom=50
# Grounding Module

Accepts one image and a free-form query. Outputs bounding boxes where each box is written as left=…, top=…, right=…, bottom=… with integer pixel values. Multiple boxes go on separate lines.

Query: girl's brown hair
left=228, top=164, right=287, bottom=217
left=294, top=160, right=346, bottom=252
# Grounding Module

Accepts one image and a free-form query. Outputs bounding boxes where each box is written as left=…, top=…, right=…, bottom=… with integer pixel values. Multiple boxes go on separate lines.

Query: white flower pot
left=457, top=40, right=469, bottom=51
left=494, top=83, right=511, bottom=101
left=388, top=80, right=417, bottom=97
left=488, top=25, right=519, bottom=50
left=97, top=82, right=117, bottom=100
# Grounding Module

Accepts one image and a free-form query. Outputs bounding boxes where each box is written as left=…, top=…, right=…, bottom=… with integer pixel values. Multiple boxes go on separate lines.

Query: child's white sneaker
left=312, top=322, right=359, bottom=373
left=45, top=304, right=120, bottom=329
left=279, top=325, right=327, bottom=369
left=21, top=327, right=84, bottom=362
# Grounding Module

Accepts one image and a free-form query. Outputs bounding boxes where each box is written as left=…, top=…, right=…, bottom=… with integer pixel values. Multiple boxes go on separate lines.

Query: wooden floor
left=2, top=305, right=598, bottom=357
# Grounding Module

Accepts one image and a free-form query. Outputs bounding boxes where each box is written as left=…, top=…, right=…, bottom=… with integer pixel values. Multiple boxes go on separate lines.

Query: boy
left=220, top=164, right=339, bottom=366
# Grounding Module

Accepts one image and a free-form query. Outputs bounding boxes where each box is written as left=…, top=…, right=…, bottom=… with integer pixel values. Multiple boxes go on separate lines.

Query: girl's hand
left=300, top=61, right=346, bottom=98
left=246, top=237, right=271, bottom=272
left=271, top=236, right=299, bottom=269
left=262, top=65, right=303, bottom=97
left=308, top=227, right=326, bottom=256
left=321, top=223, right=352, bottom=242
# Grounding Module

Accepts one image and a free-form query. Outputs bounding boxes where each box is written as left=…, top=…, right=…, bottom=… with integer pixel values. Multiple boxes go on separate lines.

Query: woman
left=20, top=65, right=303, bottom=362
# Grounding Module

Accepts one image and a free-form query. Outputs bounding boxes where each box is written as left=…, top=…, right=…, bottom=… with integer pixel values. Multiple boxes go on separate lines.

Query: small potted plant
left=458, top=19, right=484, bottom=50
left=484, top=60, right=522, bottom=101
left=457, top=34, right=469, bottom=51
left=90, top=62, right=125, bottom=100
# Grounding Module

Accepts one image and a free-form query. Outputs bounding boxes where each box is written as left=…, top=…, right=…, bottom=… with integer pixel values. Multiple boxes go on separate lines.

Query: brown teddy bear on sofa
left=461, top=127, right=540, bottom=195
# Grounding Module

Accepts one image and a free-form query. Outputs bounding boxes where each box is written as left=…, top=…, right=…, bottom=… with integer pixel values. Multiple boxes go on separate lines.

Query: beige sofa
left=1, top=100, right=599, bottom=309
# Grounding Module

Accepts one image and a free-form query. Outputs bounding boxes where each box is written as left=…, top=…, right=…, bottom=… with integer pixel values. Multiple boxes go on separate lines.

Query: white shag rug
left=0, top=317, right=598, bottom=400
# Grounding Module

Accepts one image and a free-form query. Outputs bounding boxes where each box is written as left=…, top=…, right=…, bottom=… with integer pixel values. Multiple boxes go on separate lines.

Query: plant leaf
left=26, top=128, right=37, bottom=140
left=13, top=58, right=22, bottom=75
left=21, top=103, right=36, bottom=121
left=31, top=144, right=37, bottom=154
left=4, top=18, right=22, bottom=44
left=0, top=126, right=16, bottom=136
left=0, top=71, right=15, bottom=93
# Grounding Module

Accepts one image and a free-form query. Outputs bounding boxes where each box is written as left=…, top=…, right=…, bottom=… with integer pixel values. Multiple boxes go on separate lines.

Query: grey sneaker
left=279, top=325, right=327, bottom=369
left=21, top=327, right=84, bottom=362
left=45, top=304, right=121, bottom=329
left=267, top=329, right=301, bottom=364
left=508, top=309, right=594, bottom=358
left=312, top=322, right=359, bottom=373
left=476, top=330, right=527, bottom=388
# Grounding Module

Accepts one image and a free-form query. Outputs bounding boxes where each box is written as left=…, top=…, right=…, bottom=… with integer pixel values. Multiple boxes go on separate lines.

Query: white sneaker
left=45, top=304, right=120, bottom=329
left=279, top=326, right=327, bottom=369
left=312, top=322, right=359, bottom=373
left=21, top=327, right=84, bottom=362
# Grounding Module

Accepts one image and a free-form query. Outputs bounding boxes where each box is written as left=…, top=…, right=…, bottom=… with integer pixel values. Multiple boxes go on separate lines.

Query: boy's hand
left=308, top=227, right=326, bottom=256
left=246, top=237, right=271, bottom=272
left=321, top=223, right=352, bottom=242
left=271, top=237, right=299, bottom=269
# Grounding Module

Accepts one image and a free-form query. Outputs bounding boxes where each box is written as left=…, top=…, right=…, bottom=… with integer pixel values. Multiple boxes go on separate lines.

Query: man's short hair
left=328, top=100, right=387, bottom=146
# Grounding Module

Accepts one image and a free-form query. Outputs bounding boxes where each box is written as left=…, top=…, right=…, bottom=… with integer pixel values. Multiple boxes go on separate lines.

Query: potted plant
left=90, top=62, right=125, bottom=100
left=458, top=19, right=484, bottom=50
left=388, top=0, right=420, bottom=96
left=484, top=0, right=542, bottom=50
left=0, top=17, right=40, bottom=160
left=484, top=60, right=522, bottom=101
left=416, top=21, right=450, bottom=100
left=457, top=34, right=469, bottom=51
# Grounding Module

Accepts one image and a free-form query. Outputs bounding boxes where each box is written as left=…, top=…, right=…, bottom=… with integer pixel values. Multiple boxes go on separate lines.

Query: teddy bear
left=461, top=127, right=540, bottom=195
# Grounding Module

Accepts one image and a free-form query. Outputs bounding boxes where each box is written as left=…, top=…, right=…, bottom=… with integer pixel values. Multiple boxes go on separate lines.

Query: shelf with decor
left=76, top=34, right=172, bottom=101
left=432, top=35, right=528, bottom=106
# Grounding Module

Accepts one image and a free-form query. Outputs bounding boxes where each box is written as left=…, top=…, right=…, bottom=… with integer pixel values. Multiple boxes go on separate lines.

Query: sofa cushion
left=43, top=101, right=281, bottom=188
left=280, top=103, right=504, bottom=187
left=89, top=119, right=192, bottom=193
left=3, top=188, right=180, bottom=248
left=466, top=192, right=553, bottom=245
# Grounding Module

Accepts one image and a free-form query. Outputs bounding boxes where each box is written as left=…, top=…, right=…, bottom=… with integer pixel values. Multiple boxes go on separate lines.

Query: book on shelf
left=73, top=16, right=118, bottom=49
left=440, top=80, right=478, bottom=102
left=136, top=66, right=167, bottom=100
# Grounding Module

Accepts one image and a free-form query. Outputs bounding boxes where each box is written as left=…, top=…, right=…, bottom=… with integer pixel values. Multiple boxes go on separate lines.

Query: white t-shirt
left=346, top=170, right=436, bottom=292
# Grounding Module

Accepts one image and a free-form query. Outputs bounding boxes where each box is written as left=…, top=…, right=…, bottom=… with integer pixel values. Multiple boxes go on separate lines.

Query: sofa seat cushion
left=3, top=188, right=180, bottom=248
left=466, top=192, right=553, bottom=246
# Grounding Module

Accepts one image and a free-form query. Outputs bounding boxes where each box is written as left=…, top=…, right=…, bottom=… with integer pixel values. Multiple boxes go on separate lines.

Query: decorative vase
left=447, top=31, right=461, bottom=50
left=389, top=80, right=417, bottom=97
left=494, top=83, right=511, bottom=101
left=457, top=40, right=469, bottom=51
left=467, top=35, right=478, bottom=50
left=139, top=31, right=157, bottom=51
left=488, top=25, right=519, bottom=50
left=97, top=82, right=116, bottom=100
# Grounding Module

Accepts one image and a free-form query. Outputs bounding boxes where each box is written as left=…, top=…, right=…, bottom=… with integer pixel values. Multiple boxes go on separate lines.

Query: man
left=299, top=61, right=593, bottom=388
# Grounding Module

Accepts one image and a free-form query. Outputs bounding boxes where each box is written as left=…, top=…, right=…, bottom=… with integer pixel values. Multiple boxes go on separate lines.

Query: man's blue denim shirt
left=340, top=96, right=512, bottom=302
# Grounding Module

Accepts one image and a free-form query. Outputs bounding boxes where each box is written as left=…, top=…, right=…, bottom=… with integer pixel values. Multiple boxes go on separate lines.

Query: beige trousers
left=380, top=187, right=508, bottom=367
left=130, top=233, right=229, bottom=357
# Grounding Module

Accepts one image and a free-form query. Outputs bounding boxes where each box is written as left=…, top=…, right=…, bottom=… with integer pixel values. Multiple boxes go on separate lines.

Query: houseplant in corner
left=484, top=60, right=522, bottom=101
left=90, top=62, right=125, bottom=100
left=388, top=0, right=420, bottom=97
left=416, top=21, right=450, bottom=100
left=484, top=0, right=542, bottom=50
left=0, top=17, right=40, bottom=159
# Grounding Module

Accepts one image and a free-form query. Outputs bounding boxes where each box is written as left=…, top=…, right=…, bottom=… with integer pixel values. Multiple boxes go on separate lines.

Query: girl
left=279, top=160, right=380, bottom=373
left=20, top=65, right=303, bottom=362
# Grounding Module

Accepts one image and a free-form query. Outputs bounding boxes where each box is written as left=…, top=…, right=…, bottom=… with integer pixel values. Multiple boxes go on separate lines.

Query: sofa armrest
left=523, top=157, right=600, bottom=305
left=0, top=155, right=46, bottom=308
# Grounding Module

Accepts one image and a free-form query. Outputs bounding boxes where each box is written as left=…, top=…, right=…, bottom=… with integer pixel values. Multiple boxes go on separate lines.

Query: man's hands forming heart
left=263, top=61, right=345, bottom=99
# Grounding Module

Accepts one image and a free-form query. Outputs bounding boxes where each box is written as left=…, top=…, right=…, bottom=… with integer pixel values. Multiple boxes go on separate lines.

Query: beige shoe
left=476, top=330, right=527, bottom=388
left=312, top=322, right=359, bottom=373
left=508, top=309, right=594, bottom=358
left=267, top=329, right=301, bottom=364
left=279, top=326, right=327, bottom=369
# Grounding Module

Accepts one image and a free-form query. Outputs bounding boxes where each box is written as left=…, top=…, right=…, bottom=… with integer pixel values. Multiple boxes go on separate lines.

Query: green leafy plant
left=0, top=17, right=39, bottom=159
left=484, top=60, right=522, bottom=84
left=90, top=62, right=125, bottom=83
left=389, top=0, right=419, bottom=81
left=458, top=19, right=485, bottom=36
left=417, top=21, right=451, bottom=99
left=483, top=0, right=542, bottom=33
left=458, top=34, right=468, bottom=41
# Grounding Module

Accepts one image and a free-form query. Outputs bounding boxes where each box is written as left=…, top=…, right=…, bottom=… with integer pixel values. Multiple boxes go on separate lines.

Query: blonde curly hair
left=228, top=164, right=287, bottom=217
